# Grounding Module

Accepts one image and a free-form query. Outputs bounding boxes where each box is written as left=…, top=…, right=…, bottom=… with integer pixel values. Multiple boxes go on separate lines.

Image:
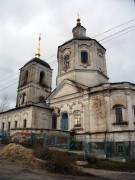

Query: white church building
left=0, top=17, right=135, bottom=157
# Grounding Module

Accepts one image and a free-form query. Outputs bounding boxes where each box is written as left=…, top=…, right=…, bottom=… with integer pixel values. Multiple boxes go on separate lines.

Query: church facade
left=0, top=17, right=135, bottom=157
left=47, top=17, right=135, bottom=157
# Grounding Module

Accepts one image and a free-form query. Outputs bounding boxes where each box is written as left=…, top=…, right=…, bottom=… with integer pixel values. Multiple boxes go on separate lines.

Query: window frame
left=115, top=106, right=123, bottom=123
left=62, top=112, right=68, bottom=119
left=2, top=122, right=5, bottom=131
left=74, top=110, right=81, bottom=128
left=116, top=143, right=125, bottom=156
left=21, top=92, right=26, bottom=105
left=61, top=112, right=68, bottom=130
left=52, top=115, right=57, bottom=129
left=39, top=71, right=45, bottom=84
left=23, top=70, right=28, bottom=85
left=15, top=121, right=17, bottom=129
left=81, top=51, right=88, bottom=64
left=133, top=105, right=135, bottom=123
left=63, top=54, right=70, bottom=68
left=23, top=119, right=27, bottom=128
left=8, top=122, right=11, bottom=130
left=117, top=145, right=124, bottom=154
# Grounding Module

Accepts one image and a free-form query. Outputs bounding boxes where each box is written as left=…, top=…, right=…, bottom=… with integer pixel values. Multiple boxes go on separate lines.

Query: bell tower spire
left=35, top=33, right=41, bottom=58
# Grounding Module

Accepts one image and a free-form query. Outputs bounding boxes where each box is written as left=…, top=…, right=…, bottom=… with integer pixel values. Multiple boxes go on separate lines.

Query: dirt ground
left=0, top=158, right=107, bottom=180
left=1, top=144, right=135, bottom=180
left=0, top=143, right=105, bottom=180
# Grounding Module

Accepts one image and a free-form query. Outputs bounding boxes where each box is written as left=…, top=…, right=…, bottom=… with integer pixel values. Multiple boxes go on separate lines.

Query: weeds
left=33, top=146, right=135, bottom=174
left=33, top=145, right=52, bottom=160
left=45, top=150, right=82, bottom=175
left=33, top=146, right=82, bottom=175
left=87, top=157, right=135, bottom=172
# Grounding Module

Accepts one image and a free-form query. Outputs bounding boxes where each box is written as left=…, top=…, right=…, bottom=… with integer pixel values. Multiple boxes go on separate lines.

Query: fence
left=10, top=129, right=71, bottom=149
left=30, top=130, right=70, bottom=149
left=1, top=129, right=135, bottom=159
left=0, top=130, right=10, bottom=144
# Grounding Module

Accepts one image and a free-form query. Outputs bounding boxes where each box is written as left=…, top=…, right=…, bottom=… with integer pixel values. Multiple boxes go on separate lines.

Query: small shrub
left=45, top=150, right=79, bottom=175
left=33, top=146, right=79, bottom=174
left=33, top=145, right=52, bottom=160
left=87, top=156, right=97, bottom=164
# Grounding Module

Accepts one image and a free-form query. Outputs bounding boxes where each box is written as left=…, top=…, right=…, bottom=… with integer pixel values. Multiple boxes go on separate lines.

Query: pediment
left=48, top=80, right=87, bottom=100
left=55, top=84, right=79, bottom=98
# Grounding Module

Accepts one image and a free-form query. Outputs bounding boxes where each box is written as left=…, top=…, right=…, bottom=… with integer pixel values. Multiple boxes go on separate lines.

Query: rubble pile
left=0, top=143, right=36, bottom=166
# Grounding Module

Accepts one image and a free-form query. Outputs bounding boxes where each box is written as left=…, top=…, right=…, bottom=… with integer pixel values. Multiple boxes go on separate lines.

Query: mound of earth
left=0, top=143, right=41, bottom=168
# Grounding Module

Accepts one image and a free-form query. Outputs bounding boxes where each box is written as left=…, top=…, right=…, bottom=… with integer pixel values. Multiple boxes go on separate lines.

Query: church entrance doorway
left=61, top=113, right=68, bottom=130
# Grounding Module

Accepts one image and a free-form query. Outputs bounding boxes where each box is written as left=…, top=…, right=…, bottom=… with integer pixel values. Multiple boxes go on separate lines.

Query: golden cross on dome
left=77, top=13, right=81, bottom=25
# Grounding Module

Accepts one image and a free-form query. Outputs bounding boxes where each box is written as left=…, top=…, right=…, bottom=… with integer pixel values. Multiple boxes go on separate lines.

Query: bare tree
left=0, top=95, right=10, bottom=113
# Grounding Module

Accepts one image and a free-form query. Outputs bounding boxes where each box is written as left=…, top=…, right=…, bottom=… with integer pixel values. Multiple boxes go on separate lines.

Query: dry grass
left=33, top=145, right=83, bottom=175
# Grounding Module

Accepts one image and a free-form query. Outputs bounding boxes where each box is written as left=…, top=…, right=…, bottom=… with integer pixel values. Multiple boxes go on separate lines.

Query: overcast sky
left=0, top=0, right=135, bottom=108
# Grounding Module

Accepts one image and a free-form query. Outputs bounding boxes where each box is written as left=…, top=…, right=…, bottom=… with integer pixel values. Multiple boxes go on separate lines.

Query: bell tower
left=16, top=35, right=52, bottom=107
left=57, top=16, right=109, bottom=87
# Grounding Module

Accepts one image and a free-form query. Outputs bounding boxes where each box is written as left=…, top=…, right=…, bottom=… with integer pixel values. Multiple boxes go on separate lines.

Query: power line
left=92, top=18, right=135, bottom=38
left=0, top=24, right=134, bottom=91
left=51, top=62, right=58, bottom=67
left=0, top=78, right=18, bottom=86
left=49, top=22, right=135, bottom=66
left=47, top=24, right=135, bottom=66
left=0, top=72, right=19, bottom=83
left=99, top=24, right=135, bottom=42
left=49, top=26, right=135, bottom=67
left=0, top=81, right=18, bottom=92
left=0, top=55, right=57, bottom=83
left=49, top=59, right=58, bottom=64
left=44, top=54, right=56, bottom=61
left=1, top=19, right=135, bottom=85
left=102, top=28, right=135, bottom=44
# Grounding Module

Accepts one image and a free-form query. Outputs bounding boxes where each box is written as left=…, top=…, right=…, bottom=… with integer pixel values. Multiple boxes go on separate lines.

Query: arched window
left=8, top=122, right=11, bottom=131
left=23, top=119, right=27, bottom=128
left=52, top=115, right=57, bottom=129
left=2, top=122, right=5, bottom=131
left=81, top=51, right=88, bottom=64
left=39, top=71, right=45, bottom=84
left=115, top=106, right=123, bottom=123
left=74, top=110, right=81, bottom=127
left=62, top=113, right=68, bottom=119
left=21, top=93, right=26, bottom=105
left=23, top=70, right=28, bottom=85
left=64, top=55, right=69, bottom=68
left=61, top=113, right=68, bottom=130
left=15, top=121, right=17, bottom=128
